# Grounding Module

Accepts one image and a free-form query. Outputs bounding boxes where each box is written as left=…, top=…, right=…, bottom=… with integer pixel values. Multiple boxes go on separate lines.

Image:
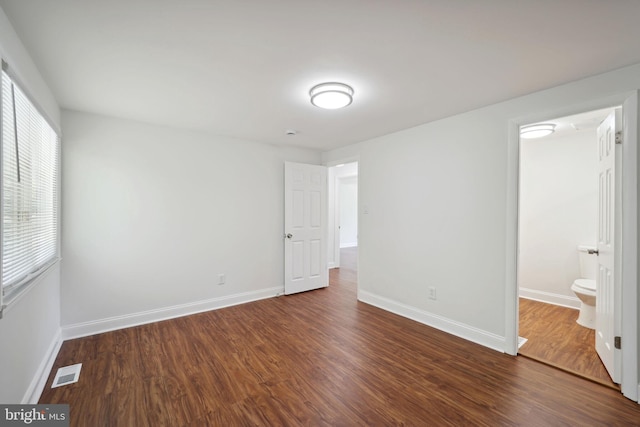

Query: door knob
left=588, top=249, right=599, bottom=255
left=285, top=233, right=293, bottom=239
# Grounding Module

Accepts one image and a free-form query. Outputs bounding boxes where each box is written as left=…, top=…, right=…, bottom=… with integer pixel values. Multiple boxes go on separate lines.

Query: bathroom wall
left=518, top=129, right=599, bottom=307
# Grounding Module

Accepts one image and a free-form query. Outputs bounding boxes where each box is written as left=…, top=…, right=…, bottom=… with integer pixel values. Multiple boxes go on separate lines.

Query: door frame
left=505, top=91, right=639, bottom=402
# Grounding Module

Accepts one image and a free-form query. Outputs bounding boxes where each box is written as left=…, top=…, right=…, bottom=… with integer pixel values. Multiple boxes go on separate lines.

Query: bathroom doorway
left=516, top=107, right=620, bottom=388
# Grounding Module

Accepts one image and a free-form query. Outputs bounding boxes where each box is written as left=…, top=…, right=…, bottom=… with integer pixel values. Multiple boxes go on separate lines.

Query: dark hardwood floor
left=40, top=247, right=640, bottom=426
left=518, top=297, right=617, bottom=388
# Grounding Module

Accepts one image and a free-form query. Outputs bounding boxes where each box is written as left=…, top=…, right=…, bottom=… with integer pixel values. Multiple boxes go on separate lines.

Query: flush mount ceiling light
left=309, top=82, right=354, bottom=109
left=520, top=123, right=556, bottom=139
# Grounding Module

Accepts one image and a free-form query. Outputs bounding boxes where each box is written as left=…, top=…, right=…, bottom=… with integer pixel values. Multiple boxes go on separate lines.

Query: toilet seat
left=573, top=279, right=596, bottom=292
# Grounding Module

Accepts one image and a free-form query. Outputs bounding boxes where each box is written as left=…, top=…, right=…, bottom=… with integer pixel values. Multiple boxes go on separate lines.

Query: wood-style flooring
left=40, top=248, right=640, bottom=426
left=518, top=297, right=617, bottom=389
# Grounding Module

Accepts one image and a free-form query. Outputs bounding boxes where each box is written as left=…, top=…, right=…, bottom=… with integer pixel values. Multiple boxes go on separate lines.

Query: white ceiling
left=2, top=0, right=640, bottom=151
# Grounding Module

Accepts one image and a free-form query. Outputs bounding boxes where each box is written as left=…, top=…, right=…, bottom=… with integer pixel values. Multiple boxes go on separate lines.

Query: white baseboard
left=358, top=290, right=505, bottom=352
left=519, top=288, right=580, bottom=309
left=23, top=328, right=62, bottom=404
left=62, top=287, right=282, bottom=340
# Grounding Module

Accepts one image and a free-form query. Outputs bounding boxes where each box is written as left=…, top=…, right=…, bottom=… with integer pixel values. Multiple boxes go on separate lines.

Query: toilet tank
left=577, top=245, right=598, bottom=280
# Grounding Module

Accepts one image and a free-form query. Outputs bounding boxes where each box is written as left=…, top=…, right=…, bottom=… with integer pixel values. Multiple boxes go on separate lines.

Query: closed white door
left=284, top=162, right=328, bottom=295
left=595, top=111, right=621, bottom=383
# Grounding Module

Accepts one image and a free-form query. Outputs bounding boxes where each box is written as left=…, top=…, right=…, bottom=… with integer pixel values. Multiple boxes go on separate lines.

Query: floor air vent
left=52, top=363, right=82, bottom=388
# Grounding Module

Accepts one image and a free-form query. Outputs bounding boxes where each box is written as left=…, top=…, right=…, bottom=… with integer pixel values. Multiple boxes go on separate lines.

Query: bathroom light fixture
left=310, top=82, right=354, bottom=109
left=520, top=123, right=556, bottom=139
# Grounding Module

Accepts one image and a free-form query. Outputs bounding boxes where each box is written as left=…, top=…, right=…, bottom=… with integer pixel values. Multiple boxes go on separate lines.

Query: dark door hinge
left=614, top=336, right=621, bottom=349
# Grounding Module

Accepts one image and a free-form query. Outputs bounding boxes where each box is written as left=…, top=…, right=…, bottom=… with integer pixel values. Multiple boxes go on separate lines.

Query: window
left=1, top=62, right=60, bottom=305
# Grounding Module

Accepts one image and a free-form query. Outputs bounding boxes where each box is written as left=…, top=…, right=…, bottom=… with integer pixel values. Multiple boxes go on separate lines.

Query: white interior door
left=284, top=162, right=328, bottom=295
left=595, top=110, right=621, bottom=383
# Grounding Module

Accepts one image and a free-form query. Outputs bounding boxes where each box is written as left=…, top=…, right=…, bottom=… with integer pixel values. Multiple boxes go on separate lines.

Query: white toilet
left=571, top=245, right=597, bottom=329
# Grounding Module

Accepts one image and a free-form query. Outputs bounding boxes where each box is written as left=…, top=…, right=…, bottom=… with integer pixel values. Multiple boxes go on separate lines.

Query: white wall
left=61, top=111, right=321, bottom=335
left=518, top=130, right=599, bottom=307
left=0, top=9, right=59, bottom=128
left=326, top=62, right=640, bottom=355
left=0, top=6, right=62, bottom=403
left=339, top=176, right=358, bottom=248
left=0, top=5, right=61, bottom=403
left=0, top=267, right=61, bottom=403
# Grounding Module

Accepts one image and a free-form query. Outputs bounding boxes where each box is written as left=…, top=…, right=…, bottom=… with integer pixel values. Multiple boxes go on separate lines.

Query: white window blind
left=1, top=67, right=60, bottom=301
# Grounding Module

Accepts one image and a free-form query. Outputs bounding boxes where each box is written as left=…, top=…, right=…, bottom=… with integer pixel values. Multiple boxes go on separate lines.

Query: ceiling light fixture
left=310, top=82, right=354, bottom=109
left=520, top=123, right=556, bottom=139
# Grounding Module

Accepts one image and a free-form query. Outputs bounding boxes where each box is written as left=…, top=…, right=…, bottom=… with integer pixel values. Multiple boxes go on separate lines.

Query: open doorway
left=516, top=107, right=620, bottom=388
left=507, top=91, right=638, bottom=402
left=328, top=162, right=358, bottom=290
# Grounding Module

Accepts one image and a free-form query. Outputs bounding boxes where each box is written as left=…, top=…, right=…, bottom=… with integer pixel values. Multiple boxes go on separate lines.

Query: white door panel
left=284, top=162, right=328, bottom=294
left=595, top=110, right=621, bottom=383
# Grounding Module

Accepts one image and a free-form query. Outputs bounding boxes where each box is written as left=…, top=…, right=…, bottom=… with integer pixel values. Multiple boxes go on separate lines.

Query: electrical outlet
left=218, top=274, right=225, bottom=285
left=428, top=286, right=437, bottom=300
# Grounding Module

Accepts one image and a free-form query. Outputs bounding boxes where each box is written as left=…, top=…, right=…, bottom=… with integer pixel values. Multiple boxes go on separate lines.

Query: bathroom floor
left=518, top=298, right=618, bottom=389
